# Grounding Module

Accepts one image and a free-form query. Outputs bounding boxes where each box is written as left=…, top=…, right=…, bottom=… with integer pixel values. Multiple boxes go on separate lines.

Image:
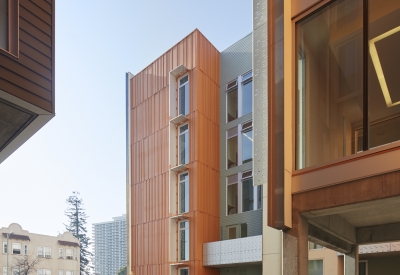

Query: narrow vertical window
left=0, top=0, right=8, bottom=50
left=242, top=175, right=254, bottom=212
left=241, top=71, right=253, bottom=116
left=241, top=121, right=253, bottom=164
left=227, top=87, right=238, bottom=122
left=226, top=174, right=238, bottom=215
left=257, top=185, right=262, bottom=210
left=178, top=75, right=189, bottom=116
left=59, top=248, right=63, bottom=258
left=37, top=246, right=43, bottom=257
left=227, top=127, right=238, bottom=169
left=178, top=172, right=189, bottom=214
left=179, top=124, right=189, bottom=165
left=3, top=267, right=7, bottom=275
left=24, top=244, right=28, bottom=255
left=2, top=242, right=6, bottom=254
left=179, top=220, right=189, bottom=261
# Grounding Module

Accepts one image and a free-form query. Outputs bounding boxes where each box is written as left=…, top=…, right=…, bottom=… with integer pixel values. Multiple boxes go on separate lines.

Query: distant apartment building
left=0, top=0, right=55, bottom=164
left=92, top=215, right=126, bottom=275
left=0, top=223, right=80, bottom=275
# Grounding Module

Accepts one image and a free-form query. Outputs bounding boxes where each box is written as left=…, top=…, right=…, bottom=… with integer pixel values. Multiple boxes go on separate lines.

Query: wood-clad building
left=0, top=0, right=55, bottom=163
left=128, top=29, right=220, bottom=275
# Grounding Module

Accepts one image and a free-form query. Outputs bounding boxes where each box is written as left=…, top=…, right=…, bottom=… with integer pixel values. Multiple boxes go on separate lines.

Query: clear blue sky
left=0, top=1, right=252, bottom=238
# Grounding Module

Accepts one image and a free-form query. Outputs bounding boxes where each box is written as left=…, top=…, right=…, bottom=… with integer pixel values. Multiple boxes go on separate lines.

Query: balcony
left=203, top=235, right=262, bottom=267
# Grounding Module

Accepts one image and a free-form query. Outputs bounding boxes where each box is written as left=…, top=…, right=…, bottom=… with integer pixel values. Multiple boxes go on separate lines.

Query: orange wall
left=130, top=29, right=220, bottom=275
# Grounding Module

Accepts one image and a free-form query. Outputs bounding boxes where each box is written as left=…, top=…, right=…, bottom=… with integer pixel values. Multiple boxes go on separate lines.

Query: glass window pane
left=308, top=260, right=323, bottom=275
left=0, top=0, right=8, bottom=50
left=296, top=0, right=363, bottom=169
left=228, top=227, right=237, bottom=239
left=179, top=125, right=189, bottom=165
left=241, top=223, right=248, bottom=238
left=227, top=136, right=238, bottom=168
left=309, top=242, right=323, bottom=249
left=368, top=0, right=400, bottom=149
left=242, top=129, right=253, bottom=163
left=242, top=178, right=254, bottom=212
left=12, top=243, right=21, bottom=254
left=242, top=81, right=252, bottom=116
left=227, top=183, right=238, bottom=215
left=179, top=173, right=189, bottom=213
left=359, top=262, right=367, bottom=275
left=179, top=221, right=189, bottom=261
left=179, top=269, right=189, bottom=275
left=257, top=185, right=262, bottom=210
left=179, top=82, right=189, bottom=116
left=227, top=89, right=238, bottom=122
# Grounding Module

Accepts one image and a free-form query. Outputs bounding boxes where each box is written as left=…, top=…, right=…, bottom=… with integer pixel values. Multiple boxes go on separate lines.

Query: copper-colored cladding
left=268, top=0, right=286, bottom=229
left=130, top=29, right=220, bottom=275
left=0, top=0, right=55, bottom=113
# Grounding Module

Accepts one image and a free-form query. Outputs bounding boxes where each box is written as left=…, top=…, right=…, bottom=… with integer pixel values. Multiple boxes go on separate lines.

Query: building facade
left=264, top=0, right=400, bottom=275
left=0, top=223, right=79, bottom=275
left=0, top=0, right=55, bottom=164
left=92, top=215, right=127, bottom=275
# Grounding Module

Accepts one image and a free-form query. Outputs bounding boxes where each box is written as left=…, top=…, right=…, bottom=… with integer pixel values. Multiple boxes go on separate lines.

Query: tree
left=9, top=255, right=42, bottom=275
left=65, top=191, right=92, bottom=275
left=117, top=266, right=127, bottom=275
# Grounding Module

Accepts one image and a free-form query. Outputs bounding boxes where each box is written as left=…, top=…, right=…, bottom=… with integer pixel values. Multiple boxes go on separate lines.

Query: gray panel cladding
left=253, top=18, right=268, bottom=186
left=219, top=33, right=262, bottom=240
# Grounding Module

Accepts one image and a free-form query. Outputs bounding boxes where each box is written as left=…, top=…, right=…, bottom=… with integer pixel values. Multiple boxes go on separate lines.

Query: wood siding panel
left=0, top=0, right=54, bottom=113
left=130, top=30, right=220, bottom=275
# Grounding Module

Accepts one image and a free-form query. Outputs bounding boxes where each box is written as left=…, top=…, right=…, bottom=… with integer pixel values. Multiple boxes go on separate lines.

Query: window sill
left=170, top=114, right=188, bottom=125
left=170, top=164, right=188, bottom=173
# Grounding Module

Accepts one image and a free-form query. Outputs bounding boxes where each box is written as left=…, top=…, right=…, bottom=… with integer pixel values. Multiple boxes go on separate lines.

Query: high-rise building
left=0, top=0, right=55, bottom=164
left=0, top=223, right=80, bottom=275
left=92, top=215, right=127, bottom=275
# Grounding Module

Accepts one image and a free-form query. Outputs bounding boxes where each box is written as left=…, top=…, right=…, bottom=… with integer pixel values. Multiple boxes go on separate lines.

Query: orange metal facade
left=130, top=30, right=220, bottom=275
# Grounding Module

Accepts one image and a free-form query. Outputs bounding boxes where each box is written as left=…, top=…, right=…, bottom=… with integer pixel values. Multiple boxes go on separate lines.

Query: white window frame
left=178, top=220, right=189, bottom=262
left=24, top=244, right=28, bottom=255
left=3, top=267, right=7, bottom=275
left=59, top=248, right=63, bottom=258
left=178, top=123, right=189, bottom=165
left=66, top=248, right=73, bottom=260
left=65, top=270, right=73, bottom=275
left=226, top=171, right=260, bottom=215
left=12, top=243, right=21, bottom=255
left=58, top=270, right=63, bottom=275
left=37, top=246, right=43, bottom=257
left=2, top=242, right=6, bottom=254
left=178, top=267, right=189, bottom=275
left=178, top=74, right=189, bottom=116
left=44, top=247, right=51, bottom=258
left=226, top=121, right=253, bottom=169
left=226, top=71, right=253, bottom=123
left=178, top=171, right=189, bottom=214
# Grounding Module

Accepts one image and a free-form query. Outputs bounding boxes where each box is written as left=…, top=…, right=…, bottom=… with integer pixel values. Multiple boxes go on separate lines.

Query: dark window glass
left=296, top=0, right=363, bottom=169
left=179, top=124, right=189, bottom=165
left=227, top=184, right=238, bottom=215
left=308, top=260, right=323, bottom=275
left=368, top=0, right=400, bottom=149
left=242, top=178, right=254, bottom=212
left=227, top=89, right=238, bottom=122
left=0, top=0, right=7, bottom=50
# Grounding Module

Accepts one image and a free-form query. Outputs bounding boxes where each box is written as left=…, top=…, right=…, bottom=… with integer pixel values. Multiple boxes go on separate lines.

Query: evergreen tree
left=65, top=191, right=92, bottom=275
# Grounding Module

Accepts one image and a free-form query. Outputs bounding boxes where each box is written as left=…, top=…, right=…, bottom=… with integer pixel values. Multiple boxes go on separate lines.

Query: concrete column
left=345, top=245, right=359, bottom=275
left=298, top=215, right=309, bottom=275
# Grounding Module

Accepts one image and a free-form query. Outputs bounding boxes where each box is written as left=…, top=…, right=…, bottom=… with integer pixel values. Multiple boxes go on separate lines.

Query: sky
left=0, top=1, right=252, bottom=239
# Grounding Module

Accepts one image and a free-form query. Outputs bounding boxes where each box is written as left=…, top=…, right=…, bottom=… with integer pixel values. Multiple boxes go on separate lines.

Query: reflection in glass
left=242, top=129, right=253, bottom=163
left=368, top=0, right=400, bottom=148
left=242, top=81, right=253, bottom=116
left=179, top=221, right=189, bottom=261
left=179, top=75, right=189, bottom=116
left=227, top=184, right=238, bottom=215
left=242, top=178, right=254, bottom=212
left=296, top=0, right=363, bottom=169
left=179, top=173, right=189, bottom=213
left=179, top=124, right=189, bottom=165
left=227, top=135, right=238, bottom=168
left=227, top=89, right=238, bottom=122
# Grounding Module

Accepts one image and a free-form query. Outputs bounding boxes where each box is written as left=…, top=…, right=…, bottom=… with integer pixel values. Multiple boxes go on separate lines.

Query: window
left=66, top=248, right=73, bottom=260
left=227, top=171, right=261, bottom=215
left=227, top=121, right=253, bottom=169
left=227, top=223, right=247, bottom=240
left=58, top=271, right=63, bottom=275
left=359, top=261, right=368, bottom=275
left=12, top=243, right=21, bottom=255
left=37, top=246, right=43, bottom=257
left=65, top=271, right=73, bottom=275
left=59, top=248, right=63, bottom=258
left=226, top=71, right=253, bottom=122
left=309, top=242, right=323, bottom=250
left=3, top=267, right=7, bottom=275
left=179, top=124, right=189, bottom=165
left=0, top=0, right=7, bottom=50
left=179, top=268, right=189, bottom=275
left=296, top=0, right=400, bottom=169
left=178, top=172, right=189, bottom=214
left=74, top=249, right=77, bottom=260
left=178, top=75, right=189, bottom=116
left=2, top=242, right=6, bottom=254
left=38, top=270, right=51, bottom=275
left=179, top=220, right=189, bottom=261
left=44, top=247, right=51, bottom=258
left=24, top=244, right=28, bottom=255
left=308, top=260, right=323, bottom=275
